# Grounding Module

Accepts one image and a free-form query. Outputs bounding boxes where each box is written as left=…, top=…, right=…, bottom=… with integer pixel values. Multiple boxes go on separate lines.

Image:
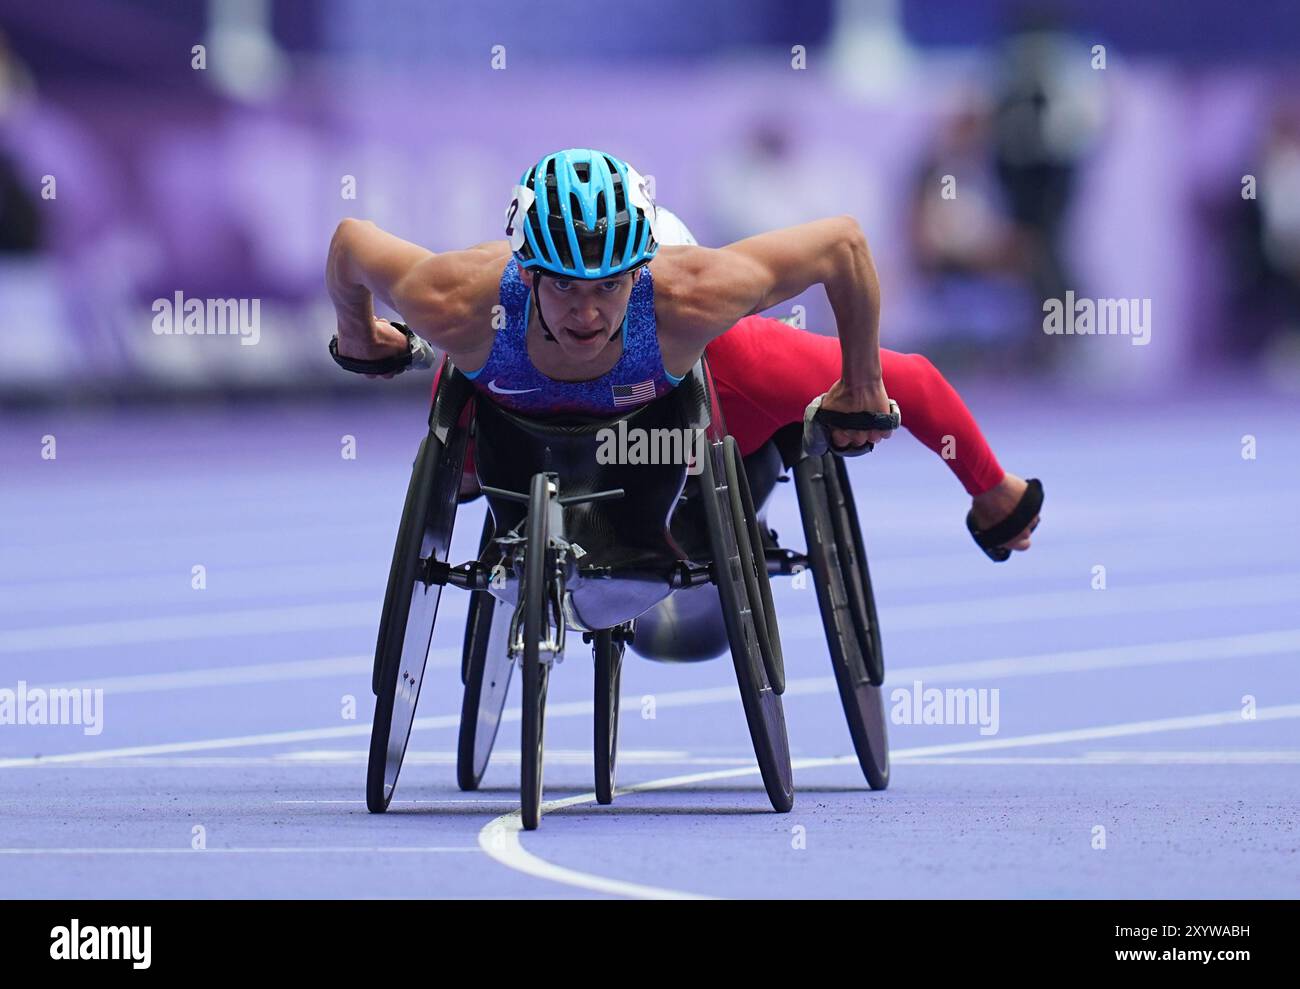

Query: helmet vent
left=515, top=149, right=658, bottom=276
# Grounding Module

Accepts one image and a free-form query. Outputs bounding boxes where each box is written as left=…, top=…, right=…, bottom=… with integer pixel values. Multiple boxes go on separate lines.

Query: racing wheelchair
left=365, top=348, right=896, bottom=830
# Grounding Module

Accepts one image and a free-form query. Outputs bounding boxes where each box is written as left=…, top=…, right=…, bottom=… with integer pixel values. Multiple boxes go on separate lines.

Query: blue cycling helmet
left=506, top=149, right=659, bottom=279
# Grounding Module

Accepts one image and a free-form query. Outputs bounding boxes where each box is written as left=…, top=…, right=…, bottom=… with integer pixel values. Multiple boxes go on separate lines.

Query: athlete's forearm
left=327, top=219, right=438, bottom=341
left=822, top=217, right=884, bottom=390
left=327, top=219, right=382, bottom=341
left=709, top=216, right=884, bottom=389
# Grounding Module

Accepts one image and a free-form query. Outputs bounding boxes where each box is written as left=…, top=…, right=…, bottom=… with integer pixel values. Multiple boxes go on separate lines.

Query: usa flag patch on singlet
left=612, top=379, right=657, bottom=408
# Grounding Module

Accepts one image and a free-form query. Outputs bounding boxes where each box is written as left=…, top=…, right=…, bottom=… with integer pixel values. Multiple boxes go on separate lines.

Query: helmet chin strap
left=530, top=274, right=559, bottom=343
left=531, top=271, right=623, bottom=345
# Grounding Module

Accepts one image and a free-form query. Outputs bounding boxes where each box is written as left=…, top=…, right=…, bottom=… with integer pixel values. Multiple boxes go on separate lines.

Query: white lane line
left=781, top=572, right=1300, bottom=637
left=2, top=526, right=1293, bottom=609
left=0, top=602, right=381, bottom=655
left=45, top=749, right=1300, bottom=770
left=18, top=621, right=1300, bottom=702
left=870, top=538, right=1300, bottom=590
left=477, top=702, right=1300, bottom=900
left=34, top=654, right=376, bottom=695
left=4, top=628, right=1295, bottom=769
left=271, top=748, right=744, bottom=766
left=275, top=799, right=518, bottom=805
left=0, top=564, right=384, bottom=615
left=887, top=704, right=1300, bottom=760
left=46, top=751, right=757, bottom=769
left=896, top=750, right=1300, bottom=765
left=865, top=628, right=1300, bottom=685
left=0, top=846, right=481, bottom=856
left=7, top=570, right=1299, bottom=653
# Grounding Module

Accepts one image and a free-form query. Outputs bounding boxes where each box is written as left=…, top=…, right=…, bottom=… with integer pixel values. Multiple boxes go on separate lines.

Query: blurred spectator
left=1225, top=100, right=1300, bottom=370
left=988, top=13, right=1105, bottom=355
left=0, top=29, right=39, bottom=252
left=0, top=150, right=39, bottom=252
left=908, top=98, right=1039, bottom=371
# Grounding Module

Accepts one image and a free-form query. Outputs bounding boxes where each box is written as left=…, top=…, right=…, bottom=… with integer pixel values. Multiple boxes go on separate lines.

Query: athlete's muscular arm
left=326, top=218, right=504, bottom=371
left=656, top=216, right=893, bottom=447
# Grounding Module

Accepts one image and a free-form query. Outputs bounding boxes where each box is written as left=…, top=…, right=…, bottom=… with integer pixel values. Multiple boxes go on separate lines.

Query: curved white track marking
left=478, top=703, right=1300, bottom=899
left=4, top=629, right=1295, bottom=768
left=7, top=571, right=1300, bottom=652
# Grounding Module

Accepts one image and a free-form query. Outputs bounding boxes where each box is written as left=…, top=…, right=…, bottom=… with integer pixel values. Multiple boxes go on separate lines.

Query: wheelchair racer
left=326, top=148, right=1041, bottom=558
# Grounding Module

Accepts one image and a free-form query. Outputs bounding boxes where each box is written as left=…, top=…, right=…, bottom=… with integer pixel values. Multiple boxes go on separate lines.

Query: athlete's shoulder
left=650, top=244, right=750, bottom=344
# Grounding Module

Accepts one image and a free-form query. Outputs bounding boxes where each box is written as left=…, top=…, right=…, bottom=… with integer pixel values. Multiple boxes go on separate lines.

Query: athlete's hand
left=336, top=316, right=409, bottom=379
left=820, top=378, right=896, bottom=450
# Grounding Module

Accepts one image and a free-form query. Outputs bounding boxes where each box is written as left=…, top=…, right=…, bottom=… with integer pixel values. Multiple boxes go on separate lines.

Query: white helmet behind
left=652, top=205, right=699, bottom=247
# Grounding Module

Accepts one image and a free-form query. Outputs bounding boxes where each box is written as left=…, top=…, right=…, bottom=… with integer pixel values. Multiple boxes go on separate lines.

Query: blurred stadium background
left=0, top=0, right=1298, bottom=405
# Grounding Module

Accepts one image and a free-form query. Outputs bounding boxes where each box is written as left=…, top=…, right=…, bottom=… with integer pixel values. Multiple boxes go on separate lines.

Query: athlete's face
left=530, top=271, right=636, bottom=361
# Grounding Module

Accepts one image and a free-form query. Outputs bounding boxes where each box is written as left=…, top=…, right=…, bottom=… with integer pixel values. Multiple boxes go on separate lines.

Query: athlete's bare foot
left=969, top=472, right=1039, bottom=552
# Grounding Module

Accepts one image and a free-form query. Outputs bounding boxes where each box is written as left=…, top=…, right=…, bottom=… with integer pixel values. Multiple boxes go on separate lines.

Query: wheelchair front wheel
left=520, top=472, right=555, bottom=831
left=593, top=626, right=626, bottom=805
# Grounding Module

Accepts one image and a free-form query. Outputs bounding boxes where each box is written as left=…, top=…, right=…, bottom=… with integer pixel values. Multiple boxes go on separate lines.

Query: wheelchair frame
left=366, top=356, right=889, bottom=829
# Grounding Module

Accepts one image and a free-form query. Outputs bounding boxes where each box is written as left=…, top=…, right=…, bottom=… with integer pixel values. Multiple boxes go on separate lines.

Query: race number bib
left=504, top=183, right=535, bottom=251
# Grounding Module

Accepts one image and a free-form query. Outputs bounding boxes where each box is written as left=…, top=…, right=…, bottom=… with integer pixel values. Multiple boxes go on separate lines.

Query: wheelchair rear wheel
left=456, top=512, right=515, bottom=791
left=795, top=453, right=889, bottom=790
left=367, top=426, right=467, bottom=813
left=701, top=439, right=794, bottom=813
left=725, top=436, right=785, bottom=694
left=827, top=456, right=884, bottom=685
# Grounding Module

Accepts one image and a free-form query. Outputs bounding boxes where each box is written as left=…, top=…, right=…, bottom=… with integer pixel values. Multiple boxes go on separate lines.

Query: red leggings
left=439, top=315, right=1004, bottom=497
left=707, top=316, right=1004, bottom=496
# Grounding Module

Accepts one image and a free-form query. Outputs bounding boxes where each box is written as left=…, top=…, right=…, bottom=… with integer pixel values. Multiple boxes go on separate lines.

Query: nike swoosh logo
left=487, top=379, right=541, bottom=395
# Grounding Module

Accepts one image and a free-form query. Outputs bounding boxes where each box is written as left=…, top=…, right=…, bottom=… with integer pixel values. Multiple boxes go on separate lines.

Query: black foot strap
left=966, top=478, right=1044, bottom=562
